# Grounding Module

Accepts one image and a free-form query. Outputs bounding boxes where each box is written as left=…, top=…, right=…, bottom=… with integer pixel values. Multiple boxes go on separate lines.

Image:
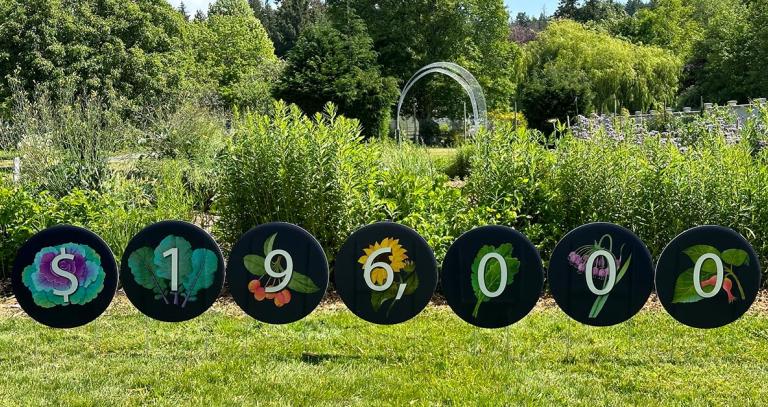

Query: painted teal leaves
left=22, top=243, right=106, bottom=308
left=470, top=243, right=520, bottom=318
left=127, top=235, right=218, bottom=306
left=672, top=245, right=748, bottom=304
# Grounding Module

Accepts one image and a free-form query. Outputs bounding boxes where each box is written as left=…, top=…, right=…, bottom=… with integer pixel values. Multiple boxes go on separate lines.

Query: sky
left=167, top=0, right=559, bottom=18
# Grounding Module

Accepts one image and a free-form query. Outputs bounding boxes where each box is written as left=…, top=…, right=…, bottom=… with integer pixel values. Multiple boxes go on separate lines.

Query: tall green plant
left=215, top=102, right=380, bottom=258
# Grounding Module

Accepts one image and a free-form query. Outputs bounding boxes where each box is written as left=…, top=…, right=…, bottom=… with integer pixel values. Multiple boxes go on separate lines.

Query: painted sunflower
left=357, top=237, right=409, bottom=285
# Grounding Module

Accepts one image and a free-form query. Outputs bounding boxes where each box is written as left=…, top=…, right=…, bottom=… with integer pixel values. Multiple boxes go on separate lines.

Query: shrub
left=215, top=102, right=380, bottom=259
left=10, top=88, right=133, bottom=197
left=0, top=165, right=194, bottom=280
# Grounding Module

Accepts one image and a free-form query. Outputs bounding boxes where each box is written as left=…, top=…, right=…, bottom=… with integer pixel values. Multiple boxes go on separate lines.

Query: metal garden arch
left=396, top=62, right=488, bottom=142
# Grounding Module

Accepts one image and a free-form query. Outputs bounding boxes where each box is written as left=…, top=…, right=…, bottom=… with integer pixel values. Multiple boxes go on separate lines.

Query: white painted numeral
left=264, top=249, right=293, bottom=293
left=363, top=246, right=407, bottom=300
left=477, top=252, right=507, bottom=298
left=585, top=250, right=617, bottom=296
left=693, top=253, right=723, bottom=298
left=163, top=248, right=179, bottom=292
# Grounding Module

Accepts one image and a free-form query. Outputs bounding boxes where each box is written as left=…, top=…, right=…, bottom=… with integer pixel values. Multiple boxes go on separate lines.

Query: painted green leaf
left=287, top=271, right=320, bottom=294
left=68, top=269, right=105, bottom=305
left=721, top=249, right=748, bottom=267
left=128, top=247, right=167, bottom=295
left=683, top=245, right=720, bottom=265
left=182, top=248, right=218, bottom=302
left=244, top=255, right=266, bottom=276
left=672, top=267, right=718, bottom=304
left=470, top=243, right=520, bottom=319
left=371, top=284, right=398, bottom=312
left=263, top=233, right=277, bottom=256
left=403, top=270, right=419, bottom=295
left=588, top=255, right=632, bottom=319
left=154, top=235, right=193, bottom=291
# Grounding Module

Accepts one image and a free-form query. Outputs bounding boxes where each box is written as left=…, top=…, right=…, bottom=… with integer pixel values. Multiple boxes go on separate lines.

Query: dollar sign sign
left=52, top=248, right=78, bottom=304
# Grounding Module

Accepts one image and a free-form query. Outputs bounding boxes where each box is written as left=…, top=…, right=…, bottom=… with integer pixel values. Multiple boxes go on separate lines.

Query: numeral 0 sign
left=477, top=252, right=508, bottom=298
left=693, top=253, right=723, bottom=298
left=585, top=250, right=617, bottom=296
left=264, top=249, right=294, bottom=293
left=363, top=246, right=407, bottom=300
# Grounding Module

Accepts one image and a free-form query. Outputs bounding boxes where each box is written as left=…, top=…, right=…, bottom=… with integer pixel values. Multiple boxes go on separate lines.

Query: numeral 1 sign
left=163, top=247, right=179, bottom=293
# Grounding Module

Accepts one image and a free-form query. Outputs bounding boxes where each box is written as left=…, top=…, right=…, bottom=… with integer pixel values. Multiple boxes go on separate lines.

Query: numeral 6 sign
left=228, top=222, right=329, bottom=324
left=548, top=223, right=655, bottom=326
left=441, top=226, right=544, bottom=329
left=334, top=222, right=438, bottom=325
left=655, top=225, right=761, bottom=329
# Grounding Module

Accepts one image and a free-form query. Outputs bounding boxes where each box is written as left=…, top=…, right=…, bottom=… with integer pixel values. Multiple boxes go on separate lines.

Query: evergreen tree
left=178, top=1, right=190, bottom=21
left=275, top=6, right=398, bottom=137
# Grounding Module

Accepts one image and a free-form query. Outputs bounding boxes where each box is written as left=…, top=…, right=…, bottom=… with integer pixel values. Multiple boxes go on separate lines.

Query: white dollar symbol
left=52, top=248, right=78, bottom=304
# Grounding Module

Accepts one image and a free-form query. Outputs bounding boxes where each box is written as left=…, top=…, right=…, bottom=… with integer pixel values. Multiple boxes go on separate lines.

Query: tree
left=519, top=20, right=682, bottom=129
left=275, top=7, right=398, bottom=137
left=679, top=0, right=762, bottom=105
left=192, top=0, right=281, bottom=110
left=267, top=0, right=325, bottom=57
left=554, top=0, right=579, bottom=19
left=0, top=0, right=194, bottom=115
left=631, top=0, right=701, bottom=58
left=178, top=1, right=190, bottom=21
left=332, top=0, right=522, bottom=120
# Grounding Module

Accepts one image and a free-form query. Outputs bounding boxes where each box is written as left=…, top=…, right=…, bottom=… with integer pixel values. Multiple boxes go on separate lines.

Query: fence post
left=12, top=157, right=20, bottom=184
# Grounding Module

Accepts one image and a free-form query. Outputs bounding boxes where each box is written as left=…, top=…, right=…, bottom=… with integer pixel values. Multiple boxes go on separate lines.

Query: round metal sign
left=120, top=221, right=225, bottom=322
left=548, top=223, right=654, bottom=326
left=441, top=226, right=543, bottom=328
left=12, top=225, right=118, bottom=328
left=334, top=222, right=437, bottom=325
left=228, top=223, right=328, bottom=324
left=655, top=225, right=761, bottom=329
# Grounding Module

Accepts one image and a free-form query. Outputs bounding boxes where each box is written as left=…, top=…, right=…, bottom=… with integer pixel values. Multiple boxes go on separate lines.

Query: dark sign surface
left=228, top=222, right=328, bottom=324
left=655, top=225, right=761, bottom=329
left=12, top=225, right=118, bottom=328
left=120, top=221, right=225, bottom=322
left=548, top=223, right=654, bottom=326
left=442, top=226, right=543, bottom=328
left=335, top=222, right=437, bottom=325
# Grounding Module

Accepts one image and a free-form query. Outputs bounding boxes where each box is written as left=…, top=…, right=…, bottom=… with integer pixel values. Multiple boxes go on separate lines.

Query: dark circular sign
left=335, top=222, right=437, bottom=325
left=120, top=221, right=225, bottom=322
left=548, top=223, right=654, bottom=326
left=228, top=223, right=328, bottom=324
left=11, top=225, right=118, bottom=328
left=656, top=226, right=761, bottom=329
left=442, top=226, right=543, bottom=329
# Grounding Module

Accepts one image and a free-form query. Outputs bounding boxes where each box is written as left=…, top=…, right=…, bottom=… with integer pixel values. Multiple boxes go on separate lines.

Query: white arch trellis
left=396, top=62, right=488, bottom=142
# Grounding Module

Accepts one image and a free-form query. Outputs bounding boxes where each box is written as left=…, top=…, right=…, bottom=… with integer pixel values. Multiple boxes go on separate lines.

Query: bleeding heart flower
left=723, top=278, right=736, bottom=303
left=700, top=276, right=736, bottom=303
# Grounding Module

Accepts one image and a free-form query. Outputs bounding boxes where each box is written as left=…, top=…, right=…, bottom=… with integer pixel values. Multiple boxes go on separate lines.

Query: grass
left=1, top=296, right=768, bottom=406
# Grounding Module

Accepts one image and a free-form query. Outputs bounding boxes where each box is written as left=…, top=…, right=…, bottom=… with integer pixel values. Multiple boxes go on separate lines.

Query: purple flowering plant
left=21, top=243, right=105, bottom=308
left=567, top=234, right=632, bottom=318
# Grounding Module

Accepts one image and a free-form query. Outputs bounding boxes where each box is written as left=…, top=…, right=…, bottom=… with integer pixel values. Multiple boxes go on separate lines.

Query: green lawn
left=1, top=297, right=767, bottom=406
